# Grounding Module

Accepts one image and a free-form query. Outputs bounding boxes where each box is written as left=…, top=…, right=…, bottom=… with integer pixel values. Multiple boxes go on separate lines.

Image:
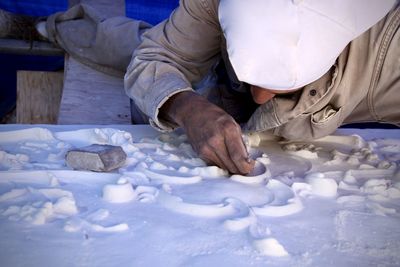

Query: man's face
left=250, top=85, right=300, bottom=104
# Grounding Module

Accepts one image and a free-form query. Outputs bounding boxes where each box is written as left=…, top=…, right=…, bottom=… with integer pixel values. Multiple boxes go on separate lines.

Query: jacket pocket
left=310, top=105, right=343, bottom=138
left=275, top=105, right=343, bottom=141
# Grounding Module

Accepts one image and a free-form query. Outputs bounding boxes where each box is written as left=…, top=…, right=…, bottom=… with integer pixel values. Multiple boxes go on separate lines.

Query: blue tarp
left=0, top=0, right=179, bottom=119
left=0, top=0, right=178, bottom=24
left=0, top=0, right=67, bottom=17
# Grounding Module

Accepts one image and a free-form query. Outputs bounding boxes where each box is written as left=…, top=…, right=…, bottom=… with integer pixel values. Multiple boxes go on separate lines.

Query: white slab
left=0, top=124, right=399, bottom=266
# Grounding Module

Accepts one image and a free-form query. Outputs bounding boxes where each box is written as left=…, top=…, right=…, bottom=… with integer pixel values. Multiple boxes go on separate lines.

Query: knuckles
left=197, top=143, right=213, bottom=159
left=217, top=116, right=240, bottom=132
left=206, top=135, right=223, bottom=148
left=231, top=152, right=244, bottom=163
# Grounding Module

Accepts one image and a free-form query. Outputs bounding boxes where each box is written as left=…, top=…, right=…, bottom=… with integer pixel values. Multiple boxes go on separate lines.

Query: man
left=125, top=0, right=400, bottom=174
left=13, top=0, right=399, bottom=174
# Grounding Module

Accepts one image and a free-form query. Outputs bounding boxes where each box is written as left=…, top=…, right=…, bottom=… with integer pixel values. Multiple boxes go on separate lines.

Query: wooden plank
left=58, top=56, right=130, bottom=124
left=58, top=0, right=130, bottom=124
left=17, top=71, right=64, bottom=124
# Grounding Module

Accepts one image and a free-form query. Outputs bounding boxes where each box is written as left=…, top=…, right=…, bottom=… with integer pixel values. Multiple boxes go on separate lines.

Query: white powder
left=253, top=238, right=289, bottom=257
left=0, top=126, right=398, bottom=266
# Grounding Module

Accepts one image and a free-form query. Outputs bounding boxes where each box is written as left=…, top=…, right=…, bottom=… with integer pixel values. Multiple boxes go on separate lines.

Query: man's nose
left=250, top=85, right=276, bottom=104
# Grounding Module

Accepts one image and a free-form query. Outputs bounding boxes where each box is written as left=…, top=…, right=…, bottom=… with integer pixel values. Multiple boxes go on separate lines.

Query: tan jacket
left=125, top=0, right=400, bottom=140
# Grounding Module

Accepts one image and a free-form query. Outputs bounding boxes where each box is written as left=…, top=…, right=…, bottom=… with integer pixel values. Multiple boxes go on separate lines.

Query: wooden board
left=17, top=71, right=63, bottom=124
left=58, top=56, right=131, bottom=124
left=58, top=0, right=130, bottom=124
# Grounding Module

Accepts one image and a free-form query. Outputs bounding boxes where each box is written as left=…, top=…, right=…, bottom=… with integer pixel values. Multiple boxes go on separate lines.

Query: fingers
left=199, top=139, right=254, bottom=175
left=196, top=124, right=255, bottom=175
left=197, top=140, right=238, bottom=173
left=213, top=143, right=241, bottom=174
left=225, top=140, right=255, bottom=175
left=200, top=146, right=234, bottom=173
left=224, top=126, right=255, bottom=175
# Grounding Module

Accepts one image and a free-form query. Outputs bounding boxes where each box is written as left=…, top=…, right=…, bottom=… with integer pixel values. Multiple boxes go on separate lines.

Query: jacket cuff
left=150, top=86, right=194, bottom=132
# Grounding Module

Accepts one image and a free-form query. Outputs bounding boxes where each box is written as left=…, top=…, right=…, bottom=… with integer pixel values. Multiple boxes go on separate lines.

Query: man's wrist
left=159, top=91, right=199, bottom=127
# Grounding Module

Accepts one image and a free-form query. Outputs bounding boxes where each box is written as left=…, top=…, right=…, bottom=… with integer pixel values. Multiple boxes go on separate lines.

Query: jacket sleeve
left=124, top=0, right=221, bottom=131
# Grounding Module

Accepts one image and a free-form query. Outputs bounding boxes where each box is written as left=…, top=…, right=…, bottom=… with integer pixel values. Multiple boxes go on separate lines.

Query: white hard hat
left=219, top=0, right=396, bottom=90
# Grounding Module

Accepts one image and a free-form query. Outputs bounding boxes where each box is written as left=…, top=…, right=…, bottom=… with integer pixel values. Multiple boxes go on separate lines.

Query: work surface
left=0, top=124, right=399, bottom=267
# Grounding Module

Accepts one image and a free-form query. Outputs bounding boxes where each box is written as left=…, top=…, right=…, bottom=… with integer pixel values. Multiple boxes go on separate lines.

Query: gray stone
left=66, top=144, right=127, bottom=172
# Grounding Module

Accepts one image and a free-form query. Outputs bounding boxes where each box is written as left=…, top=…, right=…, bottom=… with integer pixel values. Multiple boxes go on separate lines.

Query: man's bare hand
left=160, top=91, right=255, bottom=175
